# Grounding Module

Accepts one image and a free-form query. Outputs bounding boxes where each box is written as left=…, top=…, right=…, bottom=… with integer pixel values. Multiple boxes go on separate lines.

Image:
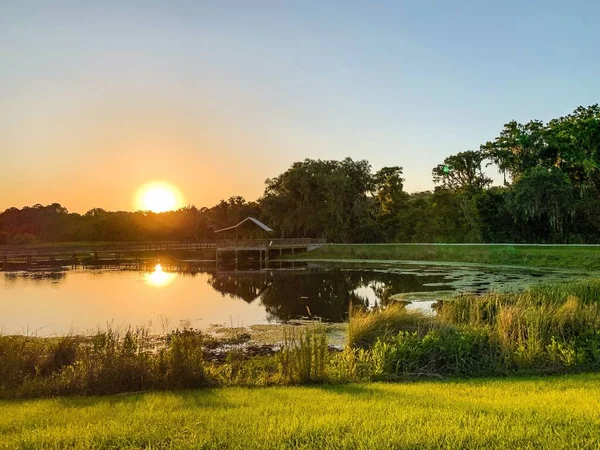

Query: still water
left=0, top=260, right=587, bottom=336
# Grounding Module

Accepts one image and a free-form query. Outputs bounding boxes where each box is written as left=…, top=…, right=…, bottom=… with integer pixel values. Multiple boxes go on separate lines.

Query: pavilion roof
left=214, top=217, right=274, bottom=234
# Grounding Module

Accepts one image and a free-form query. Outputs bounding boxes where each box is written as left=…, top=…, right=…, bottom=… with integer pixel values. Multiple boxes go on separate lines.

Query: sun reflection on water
left=145, top=263, right=175, bottom=287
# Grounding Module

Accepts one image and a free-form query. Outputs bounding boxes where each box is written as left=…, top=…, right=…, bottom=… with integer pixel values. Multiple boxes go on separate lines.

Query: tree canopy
left=2, top=105, right=599, bottom=245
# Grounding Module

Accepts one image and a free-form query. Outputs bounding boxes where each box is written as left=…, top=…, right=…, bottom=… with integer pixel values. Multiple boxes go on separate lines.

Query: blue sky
left=1, top=1, right=599, bottom=212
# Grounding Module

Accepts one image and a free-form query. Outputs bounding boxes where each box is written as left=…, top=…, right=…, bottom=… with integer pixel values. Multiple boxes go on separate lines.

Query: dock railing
left=216, top=238, right=325, bottom=249
left=0, top=238, right=327, bottom=257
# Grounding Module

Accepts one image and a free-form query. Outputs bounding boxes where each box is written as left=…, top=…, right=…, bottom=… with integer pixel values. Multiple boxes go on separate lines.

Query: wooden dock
left=216, top=238, right=325, bottom=261
left=0, top=238, right=326, bottom=268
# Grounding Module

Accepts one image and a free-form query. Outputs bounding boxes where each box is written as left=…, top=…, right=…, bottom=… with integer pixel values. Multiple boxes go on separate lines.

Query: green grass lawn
left=299, top=244, right=600, bottom=270
left=3, top=374, right=600, bottom=449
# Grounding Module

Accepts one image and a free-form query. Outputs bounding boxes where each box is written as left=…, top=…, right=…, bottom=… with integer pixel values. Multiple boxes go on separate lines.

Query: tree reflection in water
left=208, top=264, right=451, bottom=322
left=4, top=271, right=67, bottom=285
left=2, top=262, right=452, bottom=324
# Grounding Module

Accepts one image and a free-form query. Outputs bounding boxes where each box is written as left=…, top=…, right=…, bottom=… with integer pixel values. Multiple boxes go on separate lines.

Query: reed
left=278, top=326, right=329, bottom=383
left=348, top=302, right=436, bottom=349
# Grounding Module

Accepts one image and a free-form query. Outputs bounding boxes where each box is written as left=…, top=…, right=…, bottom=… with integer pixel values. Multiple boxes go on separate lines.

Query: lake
left=0, top=260, right=589, bottom=336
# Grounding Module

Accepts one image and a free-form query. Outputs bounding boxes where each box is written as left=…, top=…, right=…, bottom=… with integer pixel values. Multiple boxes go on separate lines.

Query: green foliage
left=432, top=150, right=492, bottom=191
left=434, top=287, right=600, bottom=372
left=0, top=336, right=80, bottom=394
left=278, top=327, right=329, bottom=383
left=387, top=328, right=497, bottom=377
left=348, top=303, right=435, bottom=349
left=340, top=280, right=600, bottom=379
left=260, top=158, right=378, bottom=242
left=508, top=167, right=575, bottom=241
left=163, top=328, right=208, bottom=388
left=482, top=118, right=550, bottom=182
left=0, top=198, right=260, bottom=244
left=0, top=327, right=212, bottom=397
left=0, top=325, right=334, bottom=398
left=474, top=187, right=515, bottom=242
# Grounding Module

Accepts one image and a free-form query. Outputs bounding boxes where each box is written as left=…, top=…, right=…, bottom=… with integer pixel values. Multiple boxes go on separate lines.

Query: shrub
left=163, top=328, right=209, bottom=388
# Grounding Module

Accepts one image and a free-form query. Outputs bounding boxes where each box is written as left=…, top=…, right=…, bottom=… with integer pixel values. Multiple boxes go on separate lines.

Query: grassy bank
left=2, top=374, right=600, bottom=449
left=4, top=278, right=600, bottom=398
left=343, top=279, right=600, bottom=378
left=298, top=243, right=600, bottom=270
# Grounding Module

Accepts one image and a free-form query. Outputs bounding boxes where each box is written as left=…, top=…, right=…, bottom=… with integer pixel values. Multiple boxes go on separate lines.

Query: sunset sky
left=2, top=1, right=599, bottom=213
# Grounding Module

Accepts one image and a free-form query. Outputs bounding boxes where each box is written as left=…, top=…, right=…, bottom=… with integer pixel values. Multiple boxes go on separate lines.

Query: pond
left=0, top=260, right=590, bottom=336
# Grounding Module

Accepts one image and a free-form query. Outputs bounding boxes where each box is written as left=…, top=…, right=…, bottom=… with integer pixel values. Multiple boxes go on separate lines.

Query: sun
left=135, top=182, right=184, bottom=213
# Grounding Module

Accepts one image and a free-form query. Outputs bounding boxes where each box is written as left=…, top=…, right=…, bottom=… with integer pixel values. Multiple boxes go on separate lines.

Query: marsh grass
left=4, top=278, right=600, bottom=398
left=348, top=303, right=436, bottom=349
left=0, top=335, right=80, bottom=392
left=0, top=324, right=335, bottom=397
left=0, top=327, right=214, bottom=398
left=342, top=277, right=600, bottom=377
left=278, top=326, right=329, bottom=383
left=431, top=284, right=600, bottom=372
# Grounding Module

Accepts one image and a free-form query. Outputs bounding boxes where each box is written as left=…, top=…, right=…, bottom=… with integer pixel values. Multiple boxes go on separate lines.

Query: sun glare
left=145, top=263, right=175, bottom=287
left=135, top=182, right=184, bottom=213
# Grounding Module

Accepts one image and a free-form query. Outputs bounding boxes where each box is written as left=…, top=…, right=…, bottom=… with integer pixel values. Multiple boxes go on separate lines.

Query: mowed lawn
left=2, top=375, right=600, bottom=449
left=300, top=243, right=600, bottom=270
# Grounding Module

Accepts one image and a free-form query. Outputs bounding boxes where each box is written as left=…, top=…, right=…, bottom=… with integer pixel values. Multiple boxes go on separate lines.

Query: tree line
left=2, top=104, right=599, bottom=245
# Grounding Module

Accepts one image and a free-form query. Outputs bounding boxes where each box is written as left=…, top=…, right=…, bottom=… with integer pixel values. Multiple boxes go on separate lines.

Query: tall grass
left=342, top=278, right=600, bottom=377
left=0, top=324, right=333, bottom=398
left=435, top=287, right=600, bottom=371
left=0, top=335, right=79, bottom=393
left=0, top=327, right=213, bottom=398
left=4, top=278, right=600, bottom=398
left=278, top=326, right=329, bottom=383
left=348, top=303, right=435, bottom=349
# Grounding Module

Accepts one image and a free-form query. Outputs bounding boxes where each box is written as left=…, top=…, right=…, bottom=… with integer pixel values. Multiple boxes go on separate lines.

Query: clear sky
left=1, top=1, right=599, bottom=213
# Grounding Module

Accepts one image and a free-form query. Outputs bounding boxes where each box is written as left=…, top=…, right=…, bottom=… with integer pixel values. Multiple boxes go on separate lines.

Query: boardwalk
left=0, top=238, right=326, bottom=267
